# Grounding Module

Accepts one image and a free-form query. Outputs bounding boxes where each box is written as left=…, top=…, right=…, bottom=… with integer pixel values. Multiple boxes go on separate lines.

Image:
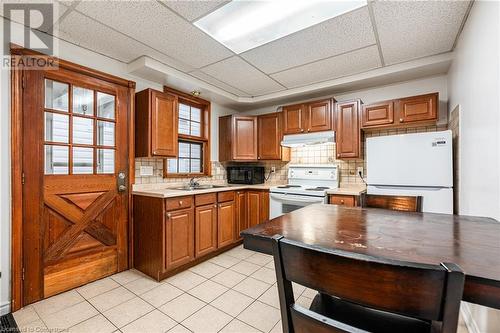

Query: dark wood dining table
left=241, top=204, right=500, bottom=310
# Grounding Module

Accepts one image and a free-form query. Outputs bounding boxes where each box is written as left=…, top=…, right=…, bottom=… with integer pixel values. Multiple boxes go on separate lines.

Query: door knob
left=117, top=171, right=127, bottom=192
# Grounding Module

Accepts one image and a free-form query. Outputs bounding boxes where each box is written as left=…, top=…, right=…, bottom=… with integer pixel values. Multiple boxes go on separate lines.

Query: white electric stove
left=269, top=164, right=339, bottom=219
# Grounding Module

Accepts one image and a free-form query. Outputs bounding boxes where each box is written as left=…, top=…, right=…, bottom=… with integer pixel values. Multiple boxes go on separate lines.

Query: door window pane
left=45, top=112, right=69, bottom=143
left=73, top=86, right=94, bottom=116
left=97, top=149, right=114, bottom=174
left=73, top=147, right=94, bottom=174
left=73, top=116, right=94, bottom=145
left=97, top=92, right=115, bottom=119
left=97, top=121, right=115, bottom=146
left=45, top=79, right=69, bottom=112
left=45, top=145, right=69, bottom=175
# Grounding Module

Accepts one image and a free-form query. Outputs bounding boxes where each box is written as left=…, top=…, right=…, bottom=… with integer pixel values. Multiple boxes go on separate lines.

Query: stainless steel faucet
left=188, top=177, right=199, bottom=188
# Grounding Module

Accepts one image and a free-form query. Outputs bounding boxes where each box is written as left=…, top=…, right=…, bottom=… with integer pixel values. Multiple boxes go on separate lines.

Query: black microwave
left=226, top=166, right=265, bottom=184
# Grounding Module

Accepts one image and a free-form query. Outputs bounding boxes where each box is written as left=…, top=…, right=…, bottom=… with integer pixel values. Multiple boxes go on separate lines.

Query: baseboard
left=0, top=301, right=11, bottom=316
left=461, top=302, right=481, bottom=333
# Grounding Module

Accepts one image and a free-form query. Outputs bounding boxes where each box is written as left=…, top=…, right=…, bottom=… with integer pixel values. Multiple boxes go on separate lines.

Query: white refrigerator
left=366, top=130, right=453, bottom=214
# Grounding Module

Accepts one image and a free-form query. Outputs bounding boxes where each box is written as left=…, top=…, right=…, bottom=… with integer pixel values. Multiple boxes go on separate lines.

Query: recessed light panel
left=194, top=0, right=367, bottom=54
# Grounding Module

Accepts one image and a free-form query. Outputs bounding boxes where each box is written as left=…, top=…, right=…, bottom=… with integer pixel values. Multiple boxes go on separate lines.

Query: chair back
left=272, top=236, right=464, bottom=333
left=361, top=193, right=422, bottom=212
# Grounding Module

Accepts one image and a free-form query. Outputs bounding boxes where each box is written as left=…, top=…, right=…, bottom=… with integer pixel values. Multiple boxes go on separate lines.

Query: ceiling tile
left=373, top=0, right=470, bottom=65
left=74, top=0, right=233, bottom=68
left=189, top=70, right=250, bottom=97
left=57, top=11, right=193, bottom=72
left=200, top=57, right=285, bottom=96
left=271, top=45, right=381, bottom=88
left=241, top=7, right=376, bottom=74
left=1, top=1, right=69, bottom=33
left=161, top=0, right=229, bottom=22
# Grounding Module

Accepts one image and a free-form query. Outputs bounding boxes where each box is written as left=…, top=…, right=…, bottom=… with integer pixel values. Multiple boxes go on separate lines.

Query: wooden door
left=361, top=101, right=394, bottom=128
left=151, top=90, right=178, bottom=157
left=247, top=191, right=262, bottom=228
left=232, top=116, right=258, bottom=160
left=306, top=99, right=332, bottom=132
left=235, top=191, right=248, bottom=240
left=336, top=101, right=361, bottom=159
left=283, top=104, right=305, bottom=134
left=397, top=93, right=437, bottom=124
left=22, top=66, right=130, bottom=303
left=195, top=204, right=217, bottom=257
left=165, top=208, right=194, bottom=270
left=218, top=201, right=235, bottom=247
left=258, top=113, right=282, bottom=160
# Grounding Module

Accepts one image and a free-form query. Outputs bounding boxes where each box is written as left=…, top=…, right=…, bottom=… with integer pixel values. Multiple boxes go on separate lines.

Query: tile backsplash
left=134, top=124, right=448, bottom=187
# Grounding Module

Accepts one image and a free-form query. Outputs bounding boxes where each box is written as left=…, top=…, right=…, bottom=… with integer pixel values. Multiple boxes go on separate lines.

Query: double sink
left=172, top=184, right=228, bottom=191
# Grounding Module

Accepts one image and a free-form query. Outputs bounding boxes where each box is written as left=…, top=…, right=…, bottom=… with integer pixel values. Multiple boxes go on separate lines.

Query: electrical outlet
left=271, top=166, right=276, bottom=173
left=140, top=166, right=154, bottom=176
left=356, top=167, right=364, bottom=178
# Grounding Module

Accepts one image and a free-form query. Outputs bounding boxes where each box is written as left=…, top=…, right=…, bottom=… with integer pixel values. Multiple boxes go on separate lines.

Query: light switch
left=140, top=166, right=154, bottom=176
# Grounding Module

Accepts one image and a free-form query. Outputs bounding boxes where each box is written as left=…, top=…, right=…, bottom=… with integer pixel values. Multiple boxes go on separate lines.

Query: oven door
left=270, top=192, right=326, bottom=219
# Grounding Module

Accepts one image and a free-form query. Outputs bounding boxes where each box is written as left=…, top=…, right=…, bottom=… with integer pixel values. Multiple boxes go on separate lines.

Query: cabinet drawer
left=166, top=196, right=193, bottom=211
left=218, top=191, right=235, bottom=202
left=195, top=193, right=216, bottom=206
left=329, top=195, right=356, bottom=207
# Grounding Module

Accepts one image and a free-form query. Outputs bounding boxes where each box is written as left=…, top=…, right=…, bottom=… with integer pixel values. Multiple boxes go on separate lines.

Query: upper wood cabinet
left=282, top=99, right=334, bottom=135
left=335, top=100, right=361, bottom=159
left=397, top=93, right=437, bottom=124
left=220, top=114, right=289, bottom=161
left=258, top=112, right=282, bottom=160
left=219, top=115, right=258, bottom=161
left=282, top=103, right=306, bottom=134
left=307, top=99, right=333, bottom=132
left=361, top=101, right=394, bottom=128
left=135, top=89, right=178, bottom=157
left=361, top=93, right=438, bottom=129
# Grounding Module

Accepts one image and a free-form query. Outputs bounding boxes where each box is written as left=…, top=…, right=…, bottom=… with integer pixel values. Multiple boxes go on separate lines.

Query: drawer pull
left=340, top=200, right=345, bottom=204
left=179, top=201, right=183, bottom=205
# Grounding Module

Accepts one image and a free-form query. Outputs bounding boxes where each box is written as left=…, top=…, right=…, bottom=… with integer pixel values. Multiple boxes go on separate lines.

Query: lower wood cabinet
left=236, top=191, right=248, bottom=240
left=329, top=194, right=358, bottom=207
left=195, top=204, right=218, bottom=257
left=165, top=208, right=194, bottom=271
left=247, top=190, right=269, bottom=228
left=218, top=201, right=236, bottom=248
left=133, top=189, right=269, bottom=280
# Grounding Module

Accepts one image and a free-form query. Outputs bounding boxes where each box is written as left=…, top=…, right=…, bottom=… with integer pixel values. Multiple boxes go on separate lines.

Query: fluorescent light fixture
left=194, top=0, right=367, bottom=54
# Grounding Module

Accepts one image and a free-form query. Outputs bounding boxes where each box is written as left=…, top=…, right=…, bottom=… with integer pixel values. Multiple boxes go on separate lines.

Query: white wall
left=447, top=1, right=500, bottom=332
left=244, top=75, right=449, bottom=126
left=0, top=17, right=237, bottom=314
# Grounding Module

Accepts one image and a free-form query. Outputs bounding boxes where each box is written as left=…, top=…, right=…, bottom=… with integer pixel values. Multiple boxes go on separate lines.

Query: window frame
left=163, top=88, right=211, bottom=178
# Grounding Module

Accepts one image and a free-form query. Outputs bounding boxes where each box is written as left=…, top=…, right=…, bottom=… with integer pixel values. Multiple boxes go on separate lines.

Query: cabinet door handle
left=257, top=156, right=261, bottom=159
left=214, top=204, right=217, bottom=208
left=166, top=213, right=171, bottom=219
left=179, top=200, right=183, bottom=205
left=340, top=200, right=345, bottom=204
left=301, top=128, right=304, bottom=132
left=399, top=118, right=404, bottom=122
left=307, top=128, right=310, bottom=132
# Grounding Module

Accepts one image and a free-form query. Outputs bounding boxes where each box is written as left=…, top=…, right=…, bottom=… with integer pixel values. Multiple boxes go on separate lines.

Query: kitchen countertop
left=132, top=184, right=274, bottom=198
left=326, top=185, right=366, bottom=196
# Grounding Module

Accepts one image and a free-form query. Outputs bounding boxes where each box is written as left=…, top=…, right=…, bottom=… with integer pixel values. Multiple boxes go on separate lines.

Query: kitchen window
left=164, top=91, right=210, bottom=177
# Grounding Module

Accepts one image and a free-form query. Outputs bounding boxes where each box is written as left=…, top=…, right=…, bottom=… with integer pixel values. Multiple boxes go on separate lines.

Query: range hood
left=281, top=131, right=335, bottom=147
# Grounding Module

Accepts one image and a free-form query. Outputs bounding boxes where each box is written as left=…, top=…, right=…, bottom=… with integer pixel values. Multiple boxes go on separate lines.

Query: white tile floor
left=13, top=245, right=470, bottom=333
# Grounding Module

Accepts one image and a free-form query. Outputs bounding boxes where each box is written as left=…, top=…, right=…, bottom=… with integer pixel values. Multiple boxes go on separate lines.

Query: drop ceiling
left=4, top=0, right=472, bottom=105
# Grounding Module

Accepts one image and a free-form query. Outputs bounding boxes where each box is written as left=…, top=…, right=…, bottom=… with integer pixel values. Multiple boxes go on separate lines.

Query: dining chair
left=360, top=193, right=423, bottom=212
left=271, top=235, right=464, bottom=333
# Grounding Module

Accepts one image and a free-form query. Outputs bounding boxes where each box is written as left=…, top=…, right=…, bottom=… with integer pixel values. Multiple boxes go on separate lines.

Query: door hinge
left=22, top=267, right=25, bottom=281
left=21, top=172, right=25, bottom=185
